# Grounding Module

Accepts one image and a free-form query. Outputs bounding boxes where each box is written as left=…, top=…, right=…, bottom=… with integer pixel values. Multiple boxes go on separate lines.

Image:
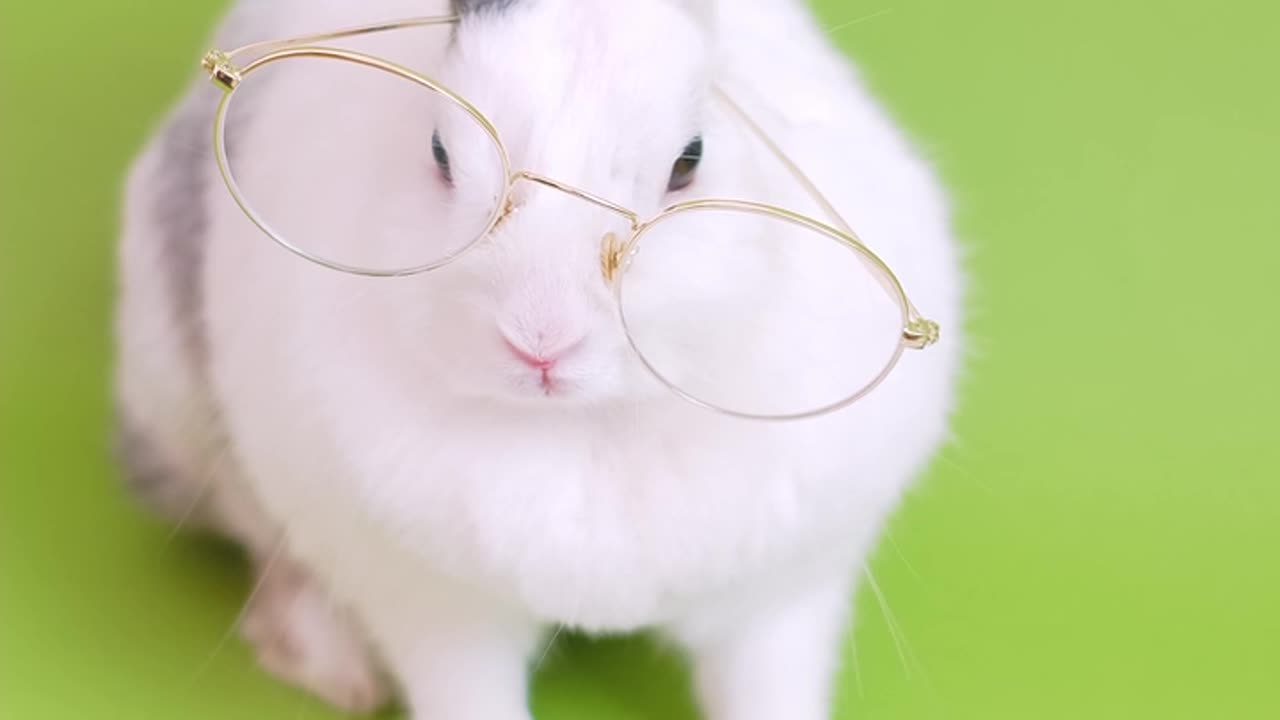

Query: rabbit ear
left=451, top=0, right=521, bottom=16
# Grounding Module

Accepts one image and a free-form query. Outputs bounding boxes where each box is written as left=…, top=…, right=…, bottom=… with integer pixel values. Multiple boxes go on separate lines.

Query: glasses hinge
left=201, top=50, right=242, bottom=91
left=601, top=232, right=624, bottom=285
left=903, top=317, right=940, bottom=349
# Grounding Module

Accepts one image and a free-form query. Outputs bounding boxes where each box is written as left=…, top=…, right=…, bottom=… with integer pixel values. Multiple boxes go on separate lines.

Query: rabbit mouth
left=508, top=365, right=584, bottom=400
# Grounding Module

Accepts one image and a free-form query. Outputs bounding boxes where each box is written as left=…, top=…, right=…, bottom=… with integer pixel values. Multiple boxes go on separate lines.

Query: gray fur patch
left=112, top=407, right=198, bottom=522
left=452, top=0, right=522, bottom=16
left=151, top=94, right=215, bottom=363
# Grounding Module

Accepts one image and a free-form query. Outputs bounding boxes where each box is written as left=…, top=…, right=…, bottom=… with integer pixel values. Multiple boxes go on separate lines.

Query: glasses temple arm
left=712, top=86, right=937, bottom=346
left=214, top=15, right=461, bottom=65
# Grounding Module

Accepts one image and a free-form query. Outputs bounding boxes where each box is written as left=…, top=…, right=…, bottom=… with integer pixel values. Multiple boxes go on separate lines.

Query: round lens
left=218, top=53, right=507, bottom=275
left=617, top=203, right=907, bottom=419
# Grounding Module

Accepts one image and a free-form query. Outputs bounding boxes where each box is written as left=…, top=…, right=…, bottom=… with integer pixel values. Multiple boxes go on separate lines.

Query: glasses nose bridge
left=511, top=170, right=640, bottom=228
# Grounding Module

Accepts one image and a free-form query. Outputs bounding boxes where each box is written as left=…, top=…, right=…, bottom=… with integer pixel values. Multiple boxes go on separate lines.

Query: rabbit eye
left=667, top=135, right=702, bottom=192
left=432, top=130, right=453, bottom=185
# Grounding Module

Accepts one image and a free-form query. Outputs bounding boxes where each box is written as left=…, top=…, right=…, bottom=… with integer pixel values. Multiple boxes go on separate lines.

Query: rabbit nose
left=501, top=332, right=583, bottom=371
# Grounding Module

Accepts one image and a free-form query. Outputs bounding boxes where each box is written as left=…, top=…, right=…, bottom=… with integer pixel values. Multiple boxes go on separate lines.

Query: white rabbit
left=113, top=0, right=964, bottom=717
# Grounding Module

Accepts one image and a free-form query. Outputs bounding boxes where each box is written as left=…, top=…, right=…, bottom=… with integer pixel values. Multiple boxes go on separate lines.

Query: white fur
left=116, top=1, right=964, bottom=718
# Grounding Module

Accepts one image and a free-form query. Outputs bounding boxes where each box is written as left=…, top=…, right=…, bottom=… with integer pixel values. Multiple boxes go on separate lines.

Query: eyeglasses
left=200, top=14, right=939, bottom=421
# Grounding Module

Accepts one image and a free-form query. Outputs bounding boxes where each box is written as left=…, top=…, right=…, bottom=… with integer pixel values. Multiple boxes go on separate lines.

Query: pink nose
left=503, top=337, right=581, bottom=371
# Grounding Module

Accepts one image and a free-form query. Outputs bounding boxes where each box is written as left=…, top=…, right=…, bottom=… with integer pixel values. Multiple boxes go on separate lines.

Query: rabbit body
left=114, top=1, right=963, bottom=717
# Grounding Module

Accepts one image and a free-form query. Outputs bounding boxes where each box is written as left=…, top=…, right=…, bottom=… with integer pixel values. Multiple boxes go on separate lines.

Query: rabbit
left=113, top=0, right=964, bottom=718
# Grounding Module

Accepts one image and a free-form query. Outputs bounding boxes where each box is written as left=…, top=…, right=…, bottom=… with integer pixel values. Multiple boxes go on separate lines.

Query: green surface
left=3, top=1, right=1278, bottom=718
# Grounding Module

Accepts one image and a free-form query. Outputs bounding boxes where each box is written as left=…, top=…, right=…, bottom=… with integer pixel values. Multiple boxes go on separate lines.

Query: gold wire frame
left=201, top=14, right=940, bottom=421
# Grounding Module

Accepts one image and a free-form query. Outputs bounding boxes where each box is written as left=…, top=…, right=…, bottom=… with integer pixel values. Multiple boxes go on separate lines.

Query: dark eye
left=432, top=130, right=453, bottom=185
left=667, top=135, right=702, bottom=192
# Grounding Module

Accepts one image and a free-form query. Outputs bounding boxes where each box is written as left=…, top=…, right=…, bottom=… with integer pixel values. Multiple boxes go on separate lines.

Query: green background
left=3, top=1, right=1278, bottom=718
